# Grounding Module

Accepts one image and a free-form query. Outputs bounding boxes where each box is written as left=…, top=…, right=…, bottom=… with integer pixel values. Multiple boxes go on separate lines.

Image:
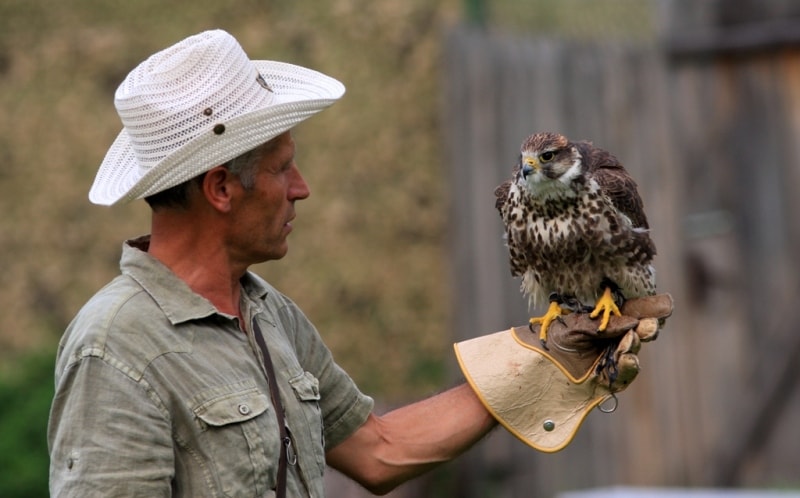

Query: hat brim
left=89, top=60, right=344, bottom=206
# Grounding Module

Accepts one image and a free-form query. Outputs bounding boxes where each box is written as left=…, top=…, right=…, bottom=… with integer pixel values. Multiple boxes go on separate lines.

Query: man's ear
left=201, top=166, right=238, bottom=212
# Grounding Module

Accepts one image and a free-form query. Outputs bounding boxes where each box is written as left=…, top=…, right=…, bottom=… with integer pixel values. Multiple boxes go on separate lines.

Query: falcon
left=494, top=132, right=656, bottom=350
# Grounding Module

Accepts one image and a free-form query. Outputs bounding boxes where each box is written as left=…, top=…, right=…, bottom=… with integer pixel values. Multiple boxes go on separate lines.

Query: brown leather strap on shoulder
left=252, top=320, right=289, bottom=498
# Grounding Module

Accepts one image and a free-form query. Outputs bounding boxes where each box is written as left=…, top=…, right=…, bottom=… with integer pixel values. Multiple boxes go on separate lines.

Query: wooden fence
left=438, top=22, right=800, bottom=497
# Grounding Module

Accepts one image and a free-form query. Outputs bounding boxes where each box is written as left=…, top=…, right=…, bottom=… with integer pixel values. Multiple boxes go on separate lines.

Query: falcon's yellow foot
left=529, top=300, right=570, bottom=350
left=589, top=286, right=622, bottom=331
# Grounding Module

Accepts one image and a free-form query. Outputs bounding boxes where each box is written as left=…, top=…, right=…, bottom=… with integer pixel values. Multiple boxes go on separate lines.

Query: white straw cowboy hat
left=89, top=29, right=345, bottom=205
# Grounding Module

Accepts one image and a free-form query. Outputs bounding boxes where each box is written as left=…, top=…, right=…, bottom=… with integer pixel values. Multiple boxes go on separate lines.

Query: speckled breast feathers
left=494, top=132, right=656, bottom=309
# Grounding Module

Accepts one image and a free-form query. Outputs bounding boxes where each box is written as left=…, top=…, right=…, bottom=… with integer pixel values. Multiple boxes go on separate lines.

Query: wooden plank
left=667, top=18, right=800, bottom=60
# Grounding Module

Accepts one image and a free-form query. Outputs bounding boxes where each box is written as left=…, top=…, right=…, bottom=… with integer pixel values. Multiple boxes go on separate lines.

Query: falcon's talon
left=529, top=300, right=570, bottom=351
left=589, top=286, right=623, bottom=332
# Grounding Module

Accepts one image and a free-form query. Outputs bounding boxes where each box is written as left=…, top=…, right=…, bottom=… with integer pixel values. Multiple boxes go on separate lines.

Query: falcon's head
left=516, top=132, right=583, bottom=198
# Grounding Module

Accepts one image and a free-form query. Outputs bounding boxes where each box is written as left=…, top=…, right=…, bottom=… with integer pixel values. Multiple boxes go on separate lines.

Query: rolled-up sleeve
left=48, top=354, right=174, bottom=498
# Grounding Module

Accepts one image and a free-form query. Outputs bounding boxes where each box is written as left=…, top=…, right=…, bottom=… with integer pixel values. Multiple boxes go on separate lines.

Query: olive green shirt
left=48, top=237, right=374, bottom=497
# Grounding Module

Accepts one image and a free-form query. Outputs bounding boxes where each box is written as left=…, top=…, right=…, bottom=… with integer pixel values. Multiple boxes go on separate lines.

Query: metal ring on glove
left=597, top=393, right=618, bottom=413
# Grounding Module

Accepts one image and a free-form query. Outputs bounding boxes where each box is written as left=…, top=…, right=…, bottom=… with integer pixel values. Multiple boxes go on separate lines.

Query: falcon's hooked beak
left=522, top=157, right=539, bottom=178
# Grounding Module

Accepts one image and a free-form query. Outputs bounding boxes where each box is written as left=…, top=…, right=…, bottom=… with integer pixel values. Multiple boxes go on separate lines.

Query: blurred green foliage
left=485, top=0, right=655, bottom=41
left=0, top=351, right=54, bottom=498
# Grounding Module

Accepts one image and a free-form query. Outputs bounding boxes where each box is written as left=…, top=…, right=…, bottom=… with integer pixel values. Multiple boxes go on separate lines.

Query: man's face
left=229, top=131, right=310, bottom=264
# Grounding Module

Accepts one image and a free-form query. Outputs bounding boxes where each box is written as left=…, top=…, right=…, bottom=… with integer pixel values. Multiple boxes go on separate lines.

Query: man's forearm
left=326, top=383, right=496, bottom=495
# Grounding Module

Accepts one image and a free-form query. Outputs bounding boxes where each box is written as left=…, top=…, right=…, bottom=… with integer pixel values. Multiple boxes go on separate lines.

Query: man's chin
left=267, top=244, right=290, bottom=262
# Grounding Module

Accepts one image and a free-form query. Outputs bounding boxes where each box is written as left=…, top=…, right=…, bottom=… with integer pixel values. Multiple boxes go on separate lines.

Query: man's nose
left=289, top=165, right=310, bottom=200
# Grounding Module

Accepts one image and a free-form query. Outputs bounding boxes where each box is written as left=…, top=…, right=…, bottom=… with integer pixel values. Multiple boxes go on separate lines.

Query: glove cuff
left=454, top=329, right=614, bottom=453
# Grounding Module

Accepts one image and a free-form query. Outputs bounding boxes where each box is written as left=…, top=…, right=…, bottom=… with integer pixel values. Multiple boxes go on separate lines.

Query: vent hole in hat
left=213, top=124, right=225, bottom=135
left=203, top=108, right=213, bottom=116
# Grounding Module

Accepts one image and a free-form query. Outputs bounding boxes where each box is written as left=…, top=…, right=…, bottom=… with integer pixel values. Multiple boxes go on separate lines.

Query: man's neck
left=148, top=213, right=246, bottom=318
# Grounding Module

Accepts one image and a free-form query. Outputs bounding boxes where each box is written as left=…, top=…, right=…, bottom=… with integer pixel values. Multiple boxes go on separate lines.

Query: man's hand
left=454, top=293, right=673, bottom=452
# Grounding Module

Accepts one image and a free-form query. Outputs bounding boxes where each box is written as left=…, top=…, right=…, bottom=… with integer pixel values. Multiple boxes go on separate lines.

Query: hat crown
left=114, top=30, right=274, bottom=175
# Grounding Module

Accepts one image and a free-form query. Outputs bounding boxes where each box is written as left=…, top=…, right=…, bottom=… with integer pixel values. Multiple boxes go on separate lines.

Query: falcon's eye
left=539, top=151, right=556, bottom=162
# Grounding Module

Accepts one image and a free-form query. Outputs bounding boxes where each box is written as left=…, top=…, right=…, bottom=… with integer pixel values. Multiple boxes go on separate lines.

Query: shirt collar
left=120, top=235, right=273, bottom=325
left=240, top=271, right=271, bottom=302
left=120, top=235, right=217, bottom=324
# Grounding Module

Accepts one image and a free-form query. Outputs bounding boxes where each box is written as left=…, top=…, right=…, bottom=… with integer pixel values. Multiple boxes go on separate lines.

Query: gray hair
left=221, top=144, right=264, bottom=190
left=145, top=142, right=267, bottom=210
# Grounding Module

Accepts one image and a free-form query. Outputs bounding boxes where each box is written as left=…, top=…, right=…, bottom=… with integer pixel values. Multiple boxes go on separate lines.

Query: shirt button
left=238, top=403, right=251, bottom=415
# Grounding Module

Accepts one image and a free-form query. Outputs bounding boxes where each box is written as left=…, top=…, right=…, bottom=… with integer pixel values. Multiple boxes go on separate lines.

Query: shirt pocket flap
left=289, top=371, right=321, bottom=402
left=194, top=388, right=270, bottom=427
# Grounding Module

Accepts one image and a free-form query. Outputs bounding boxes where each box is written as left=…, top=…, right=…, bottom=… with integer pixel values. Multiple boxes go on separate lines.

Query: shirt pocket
left=194, top=384, right=277, bottom=497
left=288, top=371, right=325, bottom=473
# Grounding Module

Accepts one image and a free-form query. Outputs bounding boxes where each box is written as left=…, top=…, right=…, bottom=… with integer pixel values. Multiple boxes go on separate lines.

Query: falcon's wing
left=576, top=141, right=650, bottom=230
left=494, top=180, right=511, bottom=212
left=494, top=161, right=530, bottom=276
left=494, top=159, right=520, bottom=213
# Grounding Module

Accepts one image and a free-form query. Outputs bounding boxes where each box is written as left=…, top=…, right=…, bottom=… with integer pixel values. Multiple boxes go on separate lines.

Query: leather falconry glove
left=454, top=293, right=673, bottom=453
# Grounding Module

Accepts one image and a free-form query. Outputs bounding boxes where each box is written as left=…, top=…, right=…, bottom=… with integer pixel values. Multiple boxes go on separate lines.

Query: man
left=48, top=30, right=670, bottom=497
